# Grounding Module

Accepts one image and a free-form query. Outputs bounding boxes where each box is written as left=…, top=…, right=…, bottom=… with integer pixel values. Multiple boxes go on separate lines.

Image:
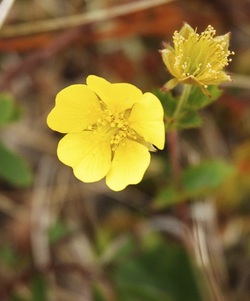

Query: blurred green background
left=0, top=0, right=250, bottom=300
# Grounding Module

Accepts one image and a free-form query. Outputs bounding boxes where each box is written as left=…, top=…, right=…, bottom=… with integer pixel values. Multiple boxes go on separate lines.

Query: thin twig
left=0, top=262, right=99, bottom=300
left=0, top=27, right=82, bottom=90
left=30, top=155, right=57, bottom=269
left=0, top=0, right=174, bottom=37
left=0, top=0, right=15, bottom=30
left=222, top=74, right=250, bottom=90
left=192, top=202, right=227, bottom=301
left=167, top=130, right=181, bottom=186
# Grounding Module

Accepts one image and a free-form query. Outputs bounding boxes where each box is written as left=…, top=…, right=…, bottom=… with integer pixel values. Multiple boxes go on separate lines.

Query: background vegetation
left=0, top=0, right=250, bottom=300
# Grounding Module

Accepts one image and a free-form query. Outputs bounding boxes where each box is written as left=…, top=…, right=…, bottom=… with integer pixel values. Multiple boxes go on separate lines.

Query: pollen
left=90, top=110, right=138, bottom=152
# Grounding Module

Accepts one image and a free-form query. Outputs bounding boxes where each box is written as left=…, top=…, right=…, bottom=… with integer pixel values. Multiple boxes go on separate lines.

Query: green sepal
left=187, top=85, right=222, bottom=110
left=153, top=85, right=222, bottom=131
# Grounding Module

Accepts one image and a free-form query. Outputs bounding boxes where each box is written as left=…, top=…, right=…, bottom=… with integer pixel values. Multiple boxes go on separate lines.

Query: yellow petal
left=197, top=71, right=231, bottom=85
left=86, top=75, right=142, bottom=113
left=57, top=131, right=111, bottom=182
left=129, top=93, right=165, bottom=150
left=161, top=49, right=180, bottom=79
left=214, top=33, right=230, bottom=50
left=47, top=84, right=102, bottom=133
left=178, top=22, right=195, bottom=39
left=106, top=139, right=150, bottom=191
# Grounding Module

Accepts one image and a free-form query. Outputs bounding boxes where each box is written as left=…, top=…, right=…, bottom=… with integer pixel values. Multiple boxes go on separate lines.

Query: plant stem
left=167, top=130, right=181, bottom=187
left=167, top=84, right=192, bottom=221
left=0, top=0, right=174, bottom=37
left=173, top=84, right=192, bottom=119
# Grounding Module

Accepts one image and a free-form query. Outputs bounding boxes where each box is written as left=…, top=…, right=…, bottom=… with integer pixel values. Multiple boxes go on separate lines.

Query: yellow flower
left=161, top=23, right=234, bottom=93
left=47, top=75, right=165, bottom=191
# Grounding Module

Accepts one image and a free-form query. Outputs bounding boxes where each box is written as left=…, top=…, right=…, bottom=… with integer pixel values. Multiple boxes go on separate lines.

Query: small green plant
left=0, top=93, right=32, bottom=187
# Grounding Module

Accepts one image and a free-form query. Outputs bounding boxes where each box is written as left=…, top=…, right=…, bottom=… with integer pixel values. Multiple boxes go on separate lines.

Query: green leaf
left=155, top=159, right=235, bottom=208
left=48, top=220, right=68, bottom=244
left=164, top=109, right=202, bottom=131
left=153, top=89, right=207, bottom=131
left=183, top=159, right=235, bottom=195
left=0, top=93, right=21, bottom=126
left=0, top=244, right=19, bottom=267
left=187, top=85, right=222, bottom=110
left=152, top=89, right=177, bottom=117
left=155, top=185, right=181, bottom=208
left=93, top=284, right=108, bottom=301
left=178, top=109, right=202, bottom=129
left=10, top=273, right=47, bottom=301
left=154, top=86, right=223, bottom=131
left=0, top=142, right=33, bottom=187
left=11, top=294, right=28, bottom=301
left=0, top=93, right=15, bottom=126
left=112, top=236, right=202, bottom=301
left=31, top=274, right=47, bottom=301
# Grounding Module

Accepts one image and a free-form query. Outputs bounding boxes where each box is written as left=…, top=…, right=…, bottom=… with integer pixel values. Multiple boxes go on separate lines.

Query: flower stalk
left=173, top=84, right=192, bottom=119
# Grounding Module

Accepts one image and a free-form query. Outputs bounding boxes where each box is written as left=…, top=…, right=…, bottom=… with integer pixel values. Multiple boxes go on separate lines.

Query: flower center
left=107, top=110, right=138, bottom=151
left=88, top=109, right=137, bottom=151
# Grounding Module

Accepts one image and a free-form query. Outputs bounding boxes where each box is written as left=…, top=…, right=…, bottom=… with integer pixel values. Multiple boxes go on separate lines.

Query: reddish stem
left=167, top=130, right=189, bottom=222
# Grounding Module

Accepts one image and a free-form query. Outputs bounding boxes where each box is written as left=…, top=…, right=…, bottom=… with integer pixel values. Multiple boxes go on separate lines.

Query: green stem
left=173, top=84, right=192, bottom=118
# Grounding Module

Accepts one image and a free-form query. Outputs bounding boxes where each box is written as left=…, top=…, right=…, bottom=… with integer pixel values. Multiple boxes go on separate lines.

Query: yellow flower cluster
left=47, top=24, right=234, bottom=191
left=161, top=23, right=234, bottom=93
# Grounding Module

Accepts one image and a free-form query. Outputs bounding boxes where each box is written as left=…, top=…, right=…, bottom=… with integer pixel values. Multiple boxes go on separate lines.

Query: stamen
left=92, top=109, right=138, bottom=152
